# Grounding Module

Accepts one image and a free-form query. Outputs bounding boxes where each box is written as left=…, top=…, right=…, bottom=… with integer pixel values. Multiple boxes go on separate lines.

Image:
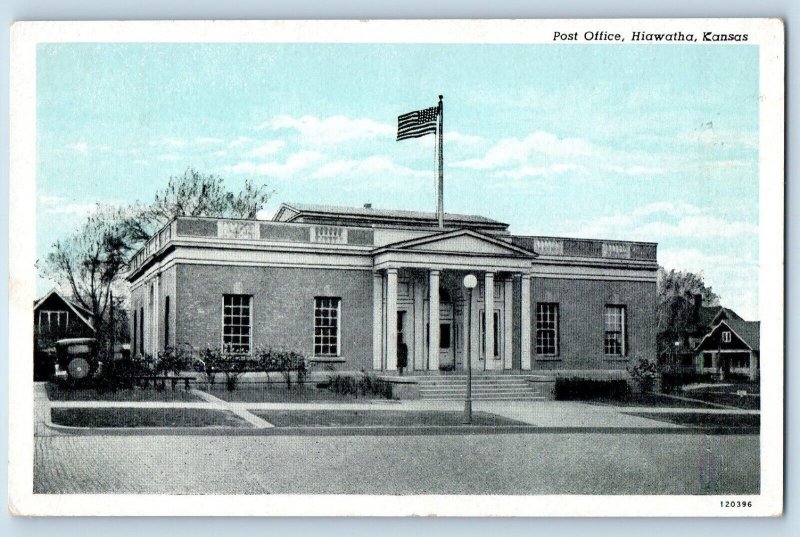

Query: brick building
left=126, top=202, right=658, bottom=375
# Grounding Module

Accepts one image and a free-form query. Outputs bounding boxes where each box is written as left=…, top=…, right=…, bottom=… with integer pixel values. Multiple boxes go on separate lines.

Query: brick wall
left=527, top=277, right=656, bottom=371
left=175, top=264, right=373, bottom=370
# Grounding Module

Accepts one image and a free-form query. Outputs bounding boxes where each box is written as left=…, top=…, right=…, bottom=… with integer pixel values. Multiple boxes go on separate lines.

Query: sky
left=36, top=43, right=760, bottom=318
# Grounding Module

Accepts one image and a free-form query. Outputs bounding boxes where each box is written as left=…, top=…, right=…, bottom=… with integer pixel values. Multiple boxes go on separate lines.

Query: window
left=132, top=310, right=137, bottom=355
left=223, top=295, right=252, bottom=354
left=703, top=353, right=713, bottom=368
left=314, top=297, right=341, bottom=356
left=164, top=296, right=170, bottom=349
left=722, top=330, right=732, bottom=343
left=479, top=310, right=500, bottom=358
left=731, top=352, right=750, bottom=369
left=38, top=310, right=68, bottom=333
left=604, top=305, right=627, bottom=356
left=535, top=303, right=559, bottom=356
left=139, top=307, right=144, bottom=354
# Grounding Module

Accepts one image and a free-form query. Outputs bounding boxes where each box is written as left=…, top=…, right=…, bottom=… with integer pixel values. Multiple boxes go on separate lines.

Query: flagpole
left=437, top=95, right=444, bottom=229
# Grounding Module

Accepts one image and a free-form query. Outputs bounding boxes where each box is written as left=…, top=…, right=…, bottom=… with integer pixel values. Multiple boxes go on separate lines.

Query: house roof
left=701, top=305, right=743, bottom=327
left=34, top=289, right=96, bottom=331
left=695, top=319, right=760, bottom=352
left=724, top=319, right=760, bottom=351
left=273, top=202, right=509, bottom=230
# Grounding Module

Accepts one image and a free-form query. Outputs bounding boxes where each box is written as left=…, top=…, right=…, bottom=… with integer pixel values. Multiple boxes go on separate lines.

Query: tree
left=41, top=168, right=272, bottom=348
left=124, top=168, right=273, bottom=244
left=44, top=206, right=133, bottom=327
left=657, top=267, right=720, bottom=308
left=656, top=267, right=721, bottom=364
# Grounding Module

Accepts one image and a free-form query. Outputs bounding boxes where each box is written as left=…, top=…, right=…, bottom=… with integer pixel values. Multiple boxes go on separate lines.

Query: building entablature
left=127, top=214, right=659, bottom=283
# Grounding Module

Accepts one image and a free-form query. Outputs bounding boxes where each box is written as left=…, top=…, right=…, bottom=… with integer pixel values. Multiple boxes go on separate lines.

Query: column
left=749, top=351, right=757, bottom=381
left=372, top=271, right=383, bottom=370
left=470, top=283, right=480, bottom=369
left=503, top=277, right=513, bottom=369
left=484, top=272, right=495, bottom=364
left=413, top=281, right=425, bottom=370
left=520, top=273, right=532, bottom=370
left=428, top=270, right=440, bottom=371
left=386, top=269, right=398, bottom=371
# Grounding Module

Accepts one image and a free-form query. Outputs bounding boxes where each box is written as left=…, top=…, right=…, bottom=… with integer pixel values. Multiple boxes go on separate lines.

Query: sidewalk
left=37, top=382, right=761, bottom=436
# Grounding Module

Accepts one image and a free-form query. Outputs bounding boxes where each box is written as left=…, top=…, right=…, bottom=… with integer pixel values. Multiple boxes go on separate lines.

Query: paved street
left=34, top=431, right=759, bottom=495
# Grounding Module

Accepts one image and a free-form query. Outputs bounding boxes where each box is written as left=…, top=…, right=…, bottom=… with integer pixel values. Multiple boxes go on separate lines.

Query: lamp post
left=462, top=273, right=478, bottom=424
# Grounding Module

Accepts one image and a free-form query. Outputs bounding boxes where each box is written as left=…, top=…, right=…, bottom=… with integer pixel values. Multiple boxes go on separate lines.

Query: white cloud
left=492, top=163, right=584, bottom=180
left=444, top=131, right=485, bottom=146
left=606, top=165, right=665, bottom=176
left=311, top=155, right=428, bottom=180
left=258, top=114, right=394, bottom=144
left=228, top=136, right=252, bottom=148
left=682, top=126, right=758, bottom=150
left=65, top=142, right=89, bottom=154
left=637, top=216, right=758, bottom=240
left=246, top=140, right=287, bottom=158
left=454, top=131, right=600, bottom=170
left=225, top=151, right=325, bottom=178
left=658, top=247, right=759, bottom=319
left=631, top=201, right=702, bottom=218
left=562, top=202, right=757, bottom=242
left=38, top=195, right=99, bottom=216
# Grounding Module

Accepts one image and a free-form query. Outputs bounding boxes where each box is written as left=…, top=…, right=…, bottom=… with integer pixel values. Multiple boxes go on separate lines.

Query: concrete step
left=415, top=377, right=533, bottom=383
left=422, top=394, right=541, bottom=400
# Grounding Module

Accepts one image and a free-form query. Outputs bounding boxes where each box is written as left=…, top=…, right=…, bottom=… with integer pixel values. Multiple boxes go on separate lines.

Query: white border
left=8, top=18, right=784, bottom=517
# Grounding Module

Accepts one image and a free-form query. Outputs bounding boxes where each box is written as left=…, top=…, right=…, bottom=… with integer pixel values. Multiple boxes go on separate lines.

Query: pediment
left=377, top=229, right=535, bottom=257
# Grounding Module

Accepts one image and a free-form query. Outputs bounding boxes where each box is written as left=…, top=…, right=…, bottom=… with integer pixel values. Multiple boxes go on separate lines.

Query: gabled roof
left=695, top=319, right=760, bottom=352
left=273, top=202, right=509, bottom=231
left=34, top=289, right=95, bottom=331
left=373, top=228, right=537, bottom=258
left=704, top=305, right=743, bottom=327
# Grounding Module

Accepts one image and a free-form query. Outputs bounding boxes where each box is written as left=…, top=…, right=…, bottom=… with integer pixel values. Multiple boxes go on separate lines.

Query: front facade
left=695, top=318, right=760, bottom=381
left=127, top=203, right=658, bottom=375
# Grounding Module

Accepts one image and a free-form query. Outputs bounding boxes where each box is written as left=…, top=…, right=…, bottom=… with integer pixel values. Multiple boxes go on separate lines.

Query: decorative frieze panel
left=219, top=220, right=257, bottom=240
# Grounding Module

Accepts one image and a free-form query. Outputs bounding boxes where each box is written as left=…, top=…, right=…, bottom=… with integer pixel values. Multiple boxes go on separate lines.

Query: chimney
left=363, top=203, right=372, bottom=209
left=693, top=293, right=703, bottom=321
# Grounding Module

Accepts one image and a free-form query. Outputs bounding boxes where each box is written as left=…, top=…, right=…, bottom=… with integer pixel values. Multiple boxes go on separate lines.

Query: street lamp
left=462, top=273, right=478, bottom=424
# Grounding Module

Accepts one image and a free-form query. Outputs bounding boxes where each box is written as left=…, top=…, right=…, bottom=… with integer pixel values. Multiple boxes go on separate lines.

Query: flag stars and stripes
left=397, top=106, right=438, bottom=140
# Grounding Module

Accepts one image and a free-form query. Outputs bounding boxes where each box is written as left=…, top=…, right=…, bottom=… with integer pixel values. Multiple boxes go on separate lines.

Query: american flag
left=397, top=106, right=438, bottom=141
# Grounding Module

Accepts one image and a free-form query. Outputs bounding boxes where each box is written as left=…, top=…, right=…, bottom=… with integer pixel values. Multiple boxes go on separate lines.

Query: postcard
left=8, top=18, right=784, bottom=516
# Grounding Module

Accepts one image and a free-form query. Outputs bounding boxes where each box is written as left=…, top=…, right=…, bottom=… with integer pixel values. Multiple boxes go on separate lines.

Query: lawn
left=250, top=409, right=526, bottom=427
left=47, top=382, right=203, bottom=402
left=201, top=383, right=390, bottom=403
left=51, top=407, right=250, bottom=428
left=625, top=411, right=760, bottom=429
left=680, top=383, right=761, bottom=410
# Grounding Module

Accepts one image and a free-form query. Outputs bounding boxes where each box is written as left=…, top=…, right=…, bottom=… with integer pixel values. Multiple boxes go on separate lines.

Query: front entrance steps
left=406, top=373, right=546, bottom=401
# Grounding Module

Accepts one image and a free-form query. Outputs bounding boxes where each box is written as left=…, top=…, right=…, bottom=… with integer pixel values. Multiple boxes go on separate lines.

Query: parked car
left=54, top=337, right=100, bottom=381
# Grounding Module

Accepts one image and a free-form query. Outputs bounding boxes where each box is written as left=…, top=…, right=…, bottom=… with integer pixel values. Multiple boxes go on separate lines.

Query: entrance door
left=397, top=310, right=410, bottom=372
left=438, top=301, right=455, bottom=370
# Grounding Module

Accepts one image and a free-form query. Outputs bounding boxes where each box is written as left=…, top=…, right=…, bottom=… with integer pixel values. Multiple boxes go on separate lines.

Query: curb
left=43, top=420, right=759, bottom=437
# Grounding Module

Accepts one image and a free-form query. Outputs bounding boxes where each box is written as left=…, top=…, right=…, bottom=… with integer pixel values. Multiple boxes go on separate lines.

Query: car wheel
left=67, top=357, right=91, bottom=380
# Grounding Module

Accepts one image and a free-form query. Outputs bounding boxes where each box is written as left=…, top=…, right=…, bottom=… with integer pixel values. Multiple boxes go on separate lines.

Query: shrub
left=327, top=372, right=392, bottom=399
left=627, top=358, right=659, bottom=394
left=256, top=348, right=307, bottom=390
left=553, top=377, right=630, bottom=400
left=660, top=368, right=704, bottom=393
